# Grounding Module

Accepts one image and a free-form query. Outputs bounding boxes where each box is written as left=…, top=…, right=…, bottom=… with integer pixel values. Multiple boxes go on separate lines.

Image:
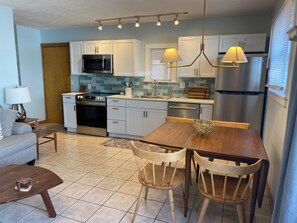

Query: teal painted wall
left=0, top=5, right=19, bottom=108
left=16, top=25, right=45, bottom=119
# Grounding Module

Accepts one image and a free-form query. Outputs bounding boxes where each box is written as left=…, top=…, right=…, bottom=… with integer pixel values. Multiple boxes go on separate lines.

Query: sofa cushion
left=0, top=133, right=36, bottom=158
left=12, top=123, right=32, bottom=135
left=0, top=109, right=17, bottom=137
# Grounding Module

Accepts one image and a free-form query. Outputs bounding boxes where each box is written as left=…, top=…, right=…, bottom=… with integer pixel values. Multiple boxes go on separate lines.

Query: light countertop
left=107, top=95, right=214, bottom=104
left=62, top=92, right=84, bottom=96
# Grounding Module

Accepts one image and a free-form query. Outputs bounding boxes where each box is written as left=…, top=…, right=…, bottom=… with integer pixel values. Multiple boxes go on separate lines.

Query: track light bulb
left=135, top=17, right=140, bottom=27
left=98, top=22, right=103, bottom=30
left=156, top=16, right=161, bottom=26
left=174, top=15, right=179, bottom=25
left=117, top=19, right=122, bottom=29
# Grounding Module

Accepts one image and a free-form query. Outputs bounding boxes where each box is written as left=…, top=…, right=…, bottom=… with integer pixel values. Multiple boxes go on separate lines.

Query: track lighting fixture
left=96, top=12, right=188, bottom=30
left=117, top=19, right=122, bottom=29
left=135, top=17, right=140, bottom=27
left=156, top=16, right=161, bottom=26
left=174, top=14, right=179, bottom=25
left=98, top=21, right=103, bottom=30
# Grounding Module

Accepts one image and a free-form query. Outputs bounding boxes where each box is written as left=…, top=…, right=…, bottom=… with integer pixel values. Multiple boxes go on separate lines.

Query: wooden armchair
left=131, top=141, right=186, bottom=223
left=194, top=151, right=262, bottom=223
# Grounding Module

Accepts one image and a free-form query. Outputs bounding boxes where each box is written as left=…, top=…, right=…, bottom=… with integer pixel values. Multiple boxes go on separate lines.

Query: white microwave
left=82, top=54, right=113, bottom=74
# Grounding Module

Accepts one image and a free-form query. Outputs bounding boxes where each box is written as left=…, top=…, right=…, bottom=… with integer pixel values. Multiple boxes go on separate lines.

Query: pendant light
left=162, top=0, right=248, bottom=68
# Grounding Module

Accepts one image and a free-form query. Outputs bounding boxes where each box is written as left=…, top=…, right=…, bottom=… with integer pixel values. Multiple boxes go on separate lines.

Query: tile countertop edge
left=107, top=95, right=214, bottom=104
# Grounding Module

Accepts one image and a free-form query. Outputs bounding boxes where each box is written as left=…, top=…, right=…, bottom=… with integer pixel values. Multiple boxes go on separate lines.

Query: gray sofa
left=0, top=110, right=37, bottom=167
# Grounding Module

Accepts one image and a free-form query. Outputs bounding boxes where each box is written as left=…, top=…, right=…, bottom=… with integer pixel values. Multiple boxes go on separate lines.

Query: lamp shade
left=161, top=48, right=182, bottom=63
left=5, top=86, right=31, bottom=104
left=221, top=46, right=248, bottom=64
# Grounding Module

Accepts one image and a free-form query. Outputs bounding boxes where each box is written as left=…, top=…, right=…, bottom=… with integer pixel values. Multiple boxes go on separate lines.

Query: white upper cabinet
left=219, top=33, right=267, bottom=53
left=177, top=36, right=219, bottom=78
left=83, top=40, right=113, bottom=54
left=69, top=41, right=84, bottom=75
left=113, top=39, right=142, bottom=76
left=199, top=36, right=219, bottom=78
left=177, top=36, right=201, bottom=77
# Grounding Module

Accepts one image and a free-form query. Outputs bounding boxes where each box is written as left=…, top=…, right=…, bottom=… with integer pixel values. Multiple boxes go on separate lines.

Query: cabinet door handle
left=113, top=121, right=119, bottom=124
left=74, top=105, right=76, bottom=111
left=143, top=111, right=145, bottom=118
left=200, top=107, right=202, bottom=115
left=66, top=96, right=71, bottom=99
left=146, top=111, right=148, bottom=118
left=112, top=107, right=119, bottom=110
left=112, top=100, right=119, bottom=102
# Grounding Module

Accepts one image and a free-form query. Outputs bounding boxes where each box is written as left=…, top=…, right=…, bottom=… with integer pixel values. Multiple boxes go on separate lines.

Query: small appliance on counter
left=125, top=81, right=133, bottom=97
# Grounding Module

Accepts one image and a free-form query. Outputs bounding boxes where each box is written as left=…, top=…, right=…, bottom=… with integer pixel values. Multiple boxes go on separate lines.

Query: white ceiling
left=0, top=0, right=277, bottom=29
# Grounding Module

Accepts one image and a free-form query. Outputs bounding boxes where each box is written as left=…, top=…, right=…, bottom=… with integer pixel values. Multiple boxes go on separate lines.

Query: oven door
left=76, top=100, right=107, bottom=136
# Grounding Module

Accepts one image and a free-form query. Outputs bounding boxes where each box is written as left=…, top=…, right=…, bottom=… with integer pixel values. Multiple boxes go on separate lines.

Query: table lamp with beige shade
left=5, top=86, right=31, bottom=121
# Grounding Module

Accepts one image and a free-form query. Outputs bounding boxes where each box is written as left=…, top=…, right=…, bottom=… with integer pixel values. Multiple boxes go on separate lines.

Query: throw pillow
left=0, top=108, right=17, bottom=137
left=0, top=122, right=3, bottom=141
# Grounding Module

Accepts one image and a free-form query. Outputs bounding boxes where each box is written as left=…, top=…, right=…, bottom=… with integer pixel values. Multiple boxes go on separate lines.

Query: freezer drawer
left=214, top=92, right=264, bottom=132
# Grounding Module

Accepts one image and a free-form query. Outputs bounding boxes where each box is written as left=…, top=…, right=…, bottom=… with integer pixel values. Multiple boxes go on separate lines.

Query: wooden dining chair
left=166, top=116, right=197, bottom=173
left=212, top=120, right=250, bottom=129
left=131, top=141, right=186, bottom=223
left=166, top=116, right=251, bottom=129
left=166, top=116, right=194, bottom=124
left=194, top=151, right=262, bottom=223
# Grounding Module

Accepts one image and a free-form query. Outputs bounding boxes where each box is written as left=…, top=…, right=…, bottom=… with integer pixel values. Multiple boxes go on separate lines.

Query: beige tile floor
left=0, top=126, right=272, bottom=223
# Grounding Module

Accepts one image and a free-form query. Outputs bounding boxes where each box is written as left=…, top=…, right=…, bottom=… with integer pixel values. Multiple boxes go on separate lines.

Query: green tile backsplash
left=79, top=74, right=215, bottom=98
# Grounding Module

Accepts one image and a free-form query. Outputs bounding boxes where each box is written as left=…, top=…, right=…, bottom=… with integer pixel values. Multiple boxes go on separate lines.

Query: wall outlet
left=179, top=82, right=185, bottom=89
left=87, top=84, right=92, bottom=89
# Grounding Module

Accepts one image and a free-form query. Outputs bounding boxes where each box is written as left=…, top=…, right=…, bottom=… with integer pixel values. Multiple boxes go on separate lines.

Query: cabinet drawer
left=107, top=98, right=126, bottom=107
left=107, top=107, right=126, bottom=120
left=107, top=120, right=126, bottom=134
left=63, top=95, right=76, bottom=103
left=126, top=100, right=167, bottom=110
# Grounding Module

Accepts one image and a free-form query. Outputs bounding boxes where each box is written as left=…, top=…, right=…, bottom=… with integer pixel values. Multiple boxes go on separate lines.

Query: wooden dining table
left=141, top=122, right=269, bottom=223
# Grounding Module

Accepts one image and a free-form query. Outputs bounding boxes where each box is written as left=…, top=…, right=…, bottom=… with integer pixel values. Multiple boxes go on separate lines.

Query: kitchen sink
left=132, top=95, right=171, bottom=99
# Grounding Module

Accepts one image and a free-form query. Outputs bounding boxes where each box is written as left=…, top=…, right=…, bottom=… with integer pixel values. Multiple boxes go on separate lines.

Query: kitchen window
left=267, top=0, right=295, bottom=103
left=144, top=43, right=177, bottom=82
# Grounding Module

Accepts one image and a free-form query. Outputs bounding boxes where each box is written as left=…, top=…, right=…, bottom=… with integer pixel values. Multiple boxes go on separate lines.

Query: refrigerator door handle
left=216, top=91, right=263, bottom=96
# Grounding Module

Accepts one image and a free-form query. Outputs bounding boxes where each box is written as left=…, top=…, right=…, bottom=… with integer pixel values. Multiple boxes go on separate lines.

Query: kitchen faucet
left=151, top=79, right=158, bottom=96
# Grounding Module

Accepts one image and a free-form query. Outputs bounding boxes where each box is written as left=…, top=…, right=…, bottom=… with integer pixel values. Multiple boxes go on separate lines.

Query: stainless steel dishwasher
left=167, top=102, right=200, bottom=119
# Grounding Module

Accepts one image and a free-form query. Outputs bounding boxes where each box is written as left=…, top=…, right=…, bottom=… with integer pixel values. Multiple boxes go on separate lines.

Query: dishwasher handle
left=168, top=106, right=198, bottom=110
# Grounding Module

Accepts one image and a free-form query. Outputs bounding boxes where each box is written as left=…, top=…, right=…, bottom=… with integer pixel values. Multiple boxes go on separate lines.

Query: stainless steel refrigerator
left=214, top=54, right=268, bottom=135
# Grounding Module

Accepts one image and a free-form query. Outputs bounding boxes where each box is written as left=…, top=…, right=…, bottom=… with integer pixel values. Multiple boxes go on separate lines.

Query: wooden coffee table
left=0, top=164, right=63, bottom=217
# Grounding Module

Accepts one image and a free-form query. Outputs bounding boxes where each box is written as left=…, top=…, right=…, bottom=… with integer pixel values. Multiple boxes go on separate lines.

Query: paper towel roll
left=125, top=87, right=132, bottom=96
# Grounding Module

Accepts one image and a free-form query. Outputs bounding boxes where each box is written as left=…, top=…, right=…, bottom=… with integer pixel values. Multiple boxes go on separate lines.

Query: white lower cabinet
left=62, top=95, right=77, bottom=132
left=200, top=104, right=213, bottom=120
left=107, top=99, right=126, bottom=134
left=107, top=98, right=167, bottom=137
left=126, top=108, right=167, bottom=136
left=107, top=120, right=126, bottom=134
